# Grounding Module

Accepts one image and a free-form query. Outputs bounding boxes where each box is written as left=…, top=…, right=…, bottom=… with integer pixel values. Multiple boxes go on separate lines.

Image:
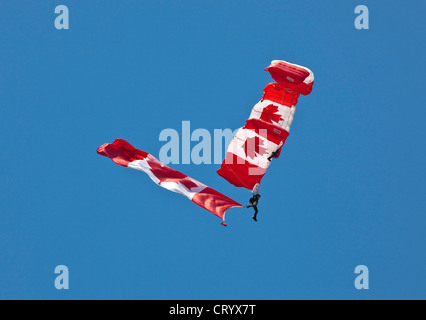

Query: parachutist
left=246, top=193, right=261, bottom=222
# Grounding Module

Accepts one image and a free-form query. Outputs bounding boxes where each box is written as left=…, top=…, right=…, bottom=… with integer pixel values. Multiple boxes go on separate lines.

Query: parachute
left=217, top=60, right=314, bottom=192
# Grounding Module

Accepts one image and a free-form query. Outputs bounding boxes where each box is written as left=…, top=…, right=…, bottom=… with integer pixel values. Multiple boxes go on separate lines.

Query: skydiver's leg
left=252, top=206, right=258, bottom=222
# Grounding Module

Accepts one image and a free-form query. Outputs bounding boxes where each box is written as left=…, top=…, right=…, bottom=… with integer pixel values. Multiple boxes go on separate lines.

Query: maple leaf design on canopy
left=242, top=136, right=268, bottom=160
left=259, top=104, right=284, bottom=124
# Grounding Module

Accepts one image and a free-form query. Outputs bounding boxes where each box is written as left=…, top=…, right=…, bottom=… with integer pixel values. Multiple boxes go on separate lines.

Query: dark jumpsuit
left=247, top=193, right=261, bottom=221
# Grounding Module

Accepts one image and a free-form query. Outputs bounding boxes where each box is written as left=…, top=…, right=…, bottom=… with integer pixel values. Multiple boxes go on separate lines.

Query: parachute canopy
left=217, top=60, right=314, bottom=192
left=265, top=60, right=314, bottom=96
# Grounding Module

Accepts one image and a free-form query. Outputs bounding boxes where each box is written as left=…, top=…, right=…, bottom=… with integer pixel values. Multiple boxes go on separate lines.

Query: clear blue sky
left=0, top=0, right=424, bottom=299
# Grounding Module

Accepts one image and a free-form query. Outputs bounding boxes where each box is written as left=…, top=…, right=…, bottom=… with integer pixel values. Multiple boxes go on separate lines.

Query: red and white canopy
left=217, top=60, right=314, bottom=192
